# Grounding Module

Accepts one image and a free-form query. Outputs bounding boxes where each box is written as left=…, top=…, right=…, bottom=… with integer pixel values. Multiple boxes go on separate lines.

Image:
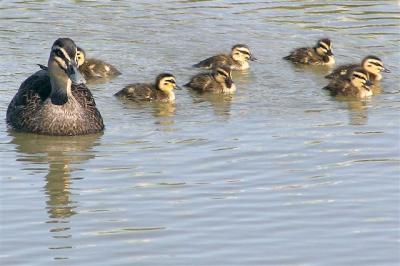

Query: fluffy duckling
left=284, top=38, right=335, bottom=66
left=193, top=44, right=257, bottom=70
left=115, top=73, right=179, bottom=102
left=323, top=68, right=373, bottom=99
left=7, top=38, right=104, bottom=136
left=325, top=55, right=389, bottom=81
left=76, top=46, right=121, bottom=79
left=37, top=46, right=121, bottom=80
left=185, top=65, right=236, bottom=93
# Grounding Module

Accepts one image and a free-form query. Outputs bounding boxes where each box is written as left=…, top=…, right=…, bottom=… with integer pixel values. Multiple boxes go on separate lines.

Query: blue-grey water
left=0, top=1, right=399, bottom=265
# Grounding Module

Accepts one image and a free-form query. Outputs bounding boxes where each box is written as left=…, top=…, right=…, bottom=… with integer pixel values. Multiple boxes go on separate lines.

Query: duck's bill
left=382, top=67, right=390, bottom=73
left=225, top=77, right=233, bottom=88
left=67, top=62, right=86, bottom=85
left=175, top=85, right=183, bottom=90
left=250, top=55, right=257, bottom=61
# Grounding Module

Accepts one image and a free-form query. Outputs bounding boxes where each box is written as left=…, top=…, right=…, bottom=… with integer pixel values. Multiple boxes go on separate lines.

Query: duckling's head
left=231, top=44, right=257, bottom=63
left=362, top=55, right=390, bottom=77
left=213, top=65, right=234, bottom=88
left=76, top=46, right=86, bottom=66
left=156, top=73, right=178, bottom=93
left=349, top=68, right=372, bottom=90
left=315, top=38, right=333, bottom=57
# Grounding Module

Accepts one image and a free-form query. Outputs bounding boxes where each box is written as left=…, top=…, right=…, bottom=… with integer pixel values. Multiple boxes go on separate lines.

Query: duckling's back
left=193, top=54, right=232, bottom=69
left=115, top=83, right=157, bottom=101
left=284, top=47, right=321, bottom=65
left=325, top=63, right=358, bottom=79
left=80, top=58, right=121, bottom=79
left=185, top=73, right=217, bottom=92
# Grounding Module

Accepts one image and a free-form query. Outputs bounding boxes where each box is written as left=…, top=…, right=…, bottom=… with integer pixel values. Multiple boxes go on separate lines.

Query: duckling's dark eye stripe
left=353, top=74, right=367, bottom=80
left=217, top=71, right=228, bottom=77
left=370, top=62, right=383, bottom=67
left=239, top=50, right=250, bottom=56
left=165, top=79, right=176, bottom=84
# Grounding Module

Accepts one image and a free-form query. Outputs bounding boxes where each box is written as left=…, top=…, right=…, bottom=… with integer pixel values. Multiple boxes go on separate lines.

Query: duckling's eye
left=217, top=71, right=227, bottom=77
left=353, top=74, right=366, bottom=81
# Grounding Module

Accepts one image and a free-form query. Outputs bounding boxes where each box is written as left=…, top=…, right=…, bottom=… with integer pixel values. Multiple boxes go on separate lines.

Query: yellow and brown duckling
left=185, top=65, right=236, bottom=93
left=323, top=68, right=373, bottom=99
left=284, top=38, right=335, bottom=66
left=76, top=46, right=121, bottom=79
left=193, top=44, right=257, bottom=70
left=115, top=73, right=180, bottom=102
left=7, top=38, right=104, bottom=136
left=325, top=55, right=389, bottom=82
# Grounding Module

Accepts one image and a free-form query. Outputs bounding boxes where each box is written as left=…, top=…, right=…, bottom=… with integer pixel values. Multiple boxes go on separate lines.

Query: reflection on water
left=1, top=0, right=399, bottom=265
left=9, top=133, right=101, bottom=257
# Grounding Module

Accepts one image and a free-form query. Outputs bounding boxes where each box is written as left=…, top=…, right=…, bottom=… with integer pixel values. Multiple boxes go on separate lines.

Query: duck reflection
left=10, top=132, right=101, bottom=239
left=188, top=90, right=234, bottom=118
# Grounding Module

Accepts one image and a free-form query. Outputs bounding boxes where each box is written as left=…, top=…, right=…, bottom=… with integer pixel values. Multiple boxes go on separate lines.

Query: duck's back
left=325, top=63, right=358, bottom=79
left=185, top=73, right=221, bottom=92
left=284, top=47, right=320, bottom=64
left=323, top=78, right=360, bottom=97
left=7, top=70, right=104, bottom=135
left=7, top=70, right=51, bottom=130
left=80, top=58, right=121, bottom=79
left=115, top=83, right=159, bottom=101
left=193, top=54, right=232, bottom=69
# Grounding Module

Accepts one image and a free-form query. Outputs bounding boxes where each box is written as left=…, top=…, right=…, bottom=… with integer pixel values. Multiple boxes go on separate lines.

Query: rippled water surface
left=1, top=1, right=399, bottom=265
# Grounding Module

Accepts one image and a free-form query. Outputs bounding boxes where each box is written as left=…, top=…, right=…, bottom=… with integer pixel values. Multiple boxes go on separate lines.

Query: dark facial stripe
left=353, top=74, right=367, bottom=81
left=370, top=61, right=383, bottom=67
left=239, top=50, right=250, bottom=56
left=217, top=70, right=228, bottom=77
left=165, top=79, right=176, bottom=84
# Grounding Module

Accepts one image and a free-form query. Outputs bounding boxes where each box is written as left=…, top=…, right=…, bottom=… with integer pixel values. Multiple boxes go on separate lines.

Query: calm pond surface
left=0, top=1, right=399, bottom=265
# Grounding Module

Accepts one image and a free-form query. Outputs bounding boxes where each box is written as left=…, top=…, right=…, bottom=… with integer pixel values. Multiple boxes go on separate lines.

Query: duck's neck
left=48, top=62, right=72, bottom=105
left=164, top=90, right=175, bottom=101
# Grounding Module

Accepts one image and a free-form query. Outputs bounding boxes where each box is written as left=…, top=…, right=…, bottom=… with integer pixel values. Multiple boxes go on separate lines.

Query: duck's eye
left=55, top=49, right=64, bottom=58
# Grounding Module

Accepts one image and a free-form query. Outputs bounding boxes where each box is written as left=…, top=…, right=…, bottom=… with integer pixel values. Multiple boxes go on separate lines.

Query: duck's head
left=48, top=38, right=85, bottom=86
left=230, top=44, right=257, bottom=63
left=213, top=64, right=234, bottom=88
left=314, top=38, right=333, bottom=57
left=349, top=68, right=372, bottom=90
left=48, top=38, right=85, bottom=105
left=76, top=46, right=86, bottom=66
left=156, top=73, right=180, bottom=93
left=362, top=55, right=390, bottom=77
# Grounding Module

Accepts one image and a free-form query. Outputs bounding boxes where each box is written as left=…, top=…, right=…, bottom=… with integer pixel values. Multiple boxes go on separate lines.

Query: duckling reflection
left=10, top=132, right=100, bottom=233
left=187, top=89, right=234, bottom=118
left=336, top=98, right=370, bottom=126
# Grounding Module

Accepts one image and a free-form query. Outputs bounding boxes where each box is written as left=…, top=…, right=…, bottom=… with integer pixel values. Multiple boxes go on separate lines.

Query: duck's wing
left=71, top=84, right=104, bottom=132
left=185, top=73, right=213, bottom=92
left=283, top=47, right=311, bottom=63
left=6, top=70, right=51, bottom=128
left=80, top=58, right=121, bottom=79
left=325, top=64, right=358, bottom=79
left=115, top=83, right=155, bottom=101
left=193, top=54, right=230, bottom=69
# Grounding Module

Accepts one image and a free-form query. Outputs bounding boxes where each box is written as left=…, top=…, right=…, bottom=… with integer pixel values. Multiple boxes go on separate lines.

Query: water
left=0, top=1, right=399, bottom=265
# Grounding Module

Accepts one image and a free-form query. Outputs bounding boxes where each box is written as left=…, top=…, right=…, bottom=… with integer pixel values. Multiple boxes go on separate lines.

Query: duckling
left=323, top=68, right=373, bottom=99
left=37, top=46, right=121, bottom=80
left=115, top=73, right=180, bottom=102
left=7, top=38, right=104, bottom=136
left=193, top=44, right=257, bottom=70
left=185, top=65, right=236, bottom=93
left=325, top=55, right=389, bottom=81
left=284, top=38, right=335, bottom=65
left=76, top=46, right=121, bottom=79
